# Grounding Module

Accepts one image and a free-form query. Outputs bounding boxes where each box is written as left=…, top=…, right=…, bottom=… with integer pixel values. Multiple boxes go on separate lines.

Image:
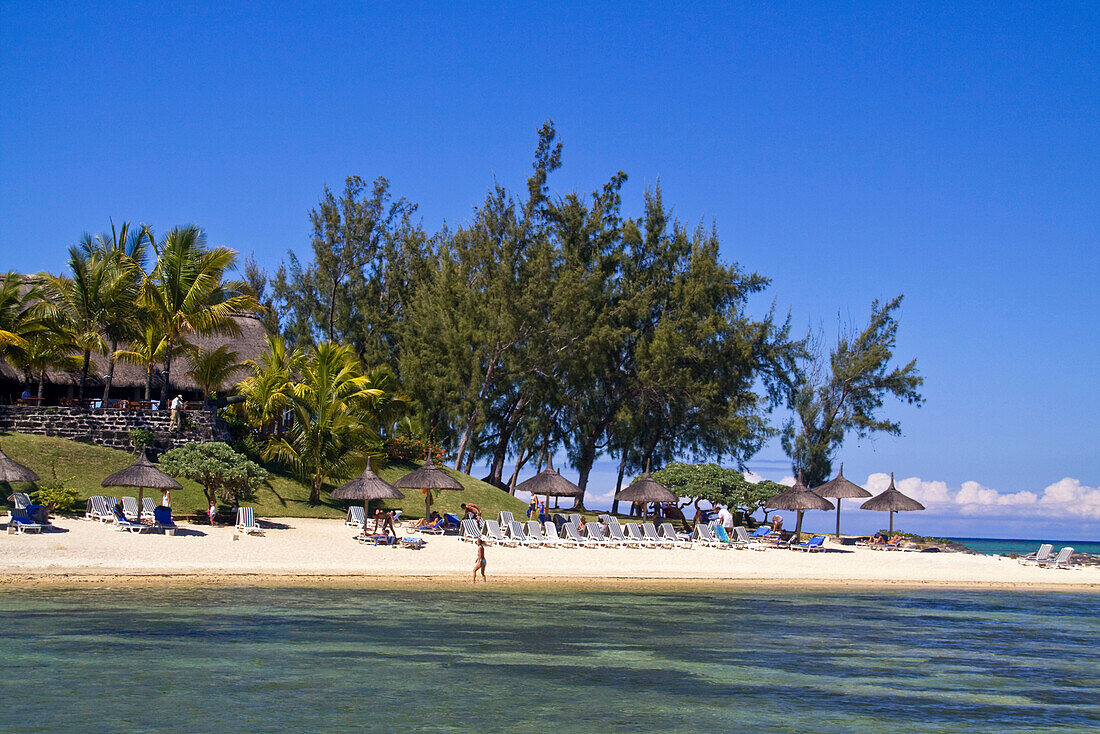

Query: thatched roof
left=0, top=282, right=269, bottom=393
left=860, top=474, right=925, bottom=513
left=394, top=456, right=463, bottom=491
left=813, top=463, right=871, bottom=500
left=514, top=456, right=582, bottom=497
left=331, top=464, right=405, bottom=502
left=101, top=447, right=183, bottom=490
left=766, top=475, right=835, bottom=511
left=615, top=473, right=677, bottom=503
left=0, top=443, right=39, bottom=483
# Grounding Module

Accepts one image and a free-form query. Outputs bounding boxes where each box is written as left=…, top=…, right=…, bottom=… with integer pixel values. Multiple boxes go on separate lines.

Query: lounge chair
left=510, top=520, right=540, bottom=546
left=443, top=513, right=461, bottom=533
left=345, top=506, right=366, bottom=528
left=460, top=518, right=482, bottom=542
left=543, top=521, right=572, bottom=547
left=585, top=523, right=612, bottom=546
left=358, top=533, right=398, bottom=546
left=660, top=522, right=692, bottom=548
left=400, top=537, right=426, bottom=549
left=1018, top=544, right=1054, bottom=566
left=562, top=522, right=591, bottom=547
left=499, top=510, right=516, bottom=529
left=121, top=497, right=140, bottom=521
left=415, top=516, right=445, bottom=534
left=792, top=535, right=826, bottom=552
left=8, top=508, right=44, bottom=533
left=568, top=513, right=582, bottom=527
left=152, top=506, right=177, bottom=532
left=140, top=498, right=158, bottom=521
left=710, top=523, right=746, bottom=548
left=692, top=524, right=726, bottom=548
left=111, top=508, right=153, bottom=533
left=624, top=523, right=655, bottom=547
left=606, top=518, right=640, bottom=547
left=85, top=496, right=111, bottom=522
left=8, top=492, right=32, bottom=509
left=598, top=514, right=612, bottom=526
left=641, top=522, right=674, bottom=548
left=482, top=520, right=517, bottom=547
left=1038, top=547, right=1075, bottom=569
left=525, top=520, right=550, bottom=546
left=235, top=507, right=264, bottom=536
left=733, top=526, right=753, bottom=544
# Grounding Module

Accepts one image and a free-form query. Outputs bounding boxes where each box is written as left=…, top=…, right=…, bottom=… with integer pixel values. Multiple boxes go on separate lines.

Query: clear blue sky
left=2, top=2, right=1097, bottom=537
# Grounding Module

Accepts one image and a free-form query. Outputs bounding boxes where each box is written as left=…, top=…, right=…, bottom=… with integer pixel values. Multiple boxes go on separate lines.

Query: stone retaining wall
left=0, top=405, right=230, bottom=451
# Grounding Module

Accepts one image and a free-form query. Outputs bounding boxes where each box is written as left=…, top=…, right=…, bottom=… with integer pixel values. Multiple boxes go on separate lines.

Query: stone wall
left=0, top=406, right=230, bottom=451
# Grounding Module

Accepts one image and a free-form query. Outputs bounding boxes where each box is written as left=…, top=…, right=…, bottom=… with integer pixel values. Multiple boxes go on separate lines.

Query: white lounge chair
left=235, top=507, right=264, bottom=536
left=85, top=496, right=113, bottom=522
left=1018, top=543, right=1053, bottom=566
left=692, top=524, right=725, bottom=548
left=121, top=497, right=140, bottom=521
left=140, top=497, right=158, bottom=521
left=660, top=522, right=692, bottom=548
left=568, top=513, right=582, bottom=527
left=625, top=523, right=656, bottom=547
left=8, top=508, right=44, bottom=533
left=606, top=518, right=640, bottom=547
left=8, top=492, right=32, bottom=509
left=346, top=506, right=366, bottom=528
left=510, top=520, right=540, bottom=546
left=543, top=521, right=572, bottom=547
left=585, top=523, right=612, bottom=546
left=562, top=522, right=591, bottom=547
left=110, top=506, right=154, bottom=533
left=642, top=522, right=674, bottom=548
left=1038, top=547, right=1075, bottom=569
left=460, top=518, right=482, bottom=542
left=499, top=510, right=516, bottom=529
left=483, top=520, right=517, bottom=546
left=526, top=520, right=551, bottom=546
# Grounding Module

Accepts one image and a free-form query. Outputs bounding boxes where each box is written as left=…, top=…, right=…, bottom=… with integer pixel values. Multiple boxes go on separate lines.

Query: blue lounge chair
left=415, top=516, right=445, bottom=534
left=400, top=537, right=426, bottom=549
left=792, top=535, right=825, bottom=552
left=9, top=508, right=44, bottom=533
left=111, top=508, right=153, bottom=533
left=443, top=513, right=461, bottom=532
left=359, top=533, right=398, bottom=546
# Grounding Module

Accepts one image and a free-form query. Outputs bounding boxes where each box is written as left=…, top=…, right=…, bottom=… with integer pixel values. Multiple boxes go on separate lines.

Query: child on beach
left=473, top=537, right=487, bottom=583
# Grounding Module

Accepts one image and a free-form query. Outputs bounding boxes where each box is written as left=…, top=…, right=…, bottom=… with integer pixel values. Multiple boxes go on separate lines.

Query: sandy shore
left=3, top=517, right=1097, bottom=591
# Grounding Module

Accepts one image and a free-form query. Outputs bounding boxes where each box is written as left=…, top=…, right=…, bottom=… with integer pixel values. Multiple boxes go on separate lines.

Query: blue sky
left=1, top=2, right=1097, bottom=538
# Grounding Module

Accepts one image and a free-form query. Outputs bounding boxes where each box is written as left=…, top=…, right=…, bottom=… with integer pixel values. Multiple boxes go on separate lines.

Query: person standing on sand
left=473, top=537, right=487, bottom=583
left=208, top=501, right=217, bottom=527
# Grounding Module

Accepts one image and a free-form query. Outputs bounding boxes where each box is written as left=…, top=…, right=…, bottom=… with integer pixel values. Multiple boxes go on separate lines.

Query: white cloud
left=862, top=472, right=1100, bottom=520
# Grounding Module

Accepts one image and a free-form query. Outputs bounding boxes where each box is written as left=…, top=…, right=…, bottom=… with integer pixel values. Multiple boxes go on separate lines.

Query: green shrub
left=130, top=428, right=156, bottom=449
left=31, top=467, right=80, bottom=513
left=160, top=441, right=270, bottom=506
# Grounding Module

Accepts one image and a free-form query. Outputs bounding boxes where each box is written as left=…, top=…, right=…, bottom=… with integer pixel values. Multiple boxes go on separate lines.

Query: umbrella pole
left=424, top=489, right=432, bottom=523
left=794, top=510, right=804, bottom=543
left=138, top=488, right=144, bottom=524
left=889, top=511, right=894, bottom=533
left=835, top=500, right=841, bottom=537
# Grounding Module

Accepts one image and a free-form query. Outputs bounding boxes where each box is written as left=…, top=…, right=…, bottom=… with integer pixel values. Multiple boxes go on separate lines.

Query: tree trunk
left=462, top=445, right=476, bottom=476
left=37, top=370, right=45, bottom=399
left=506, top=445, right=530, bottom=494
left=486, top=396, right=529, bottom=487
left=144, top=367, right=152, bottom=402
left=78, top=349, right=90, bottom=401
left=453, top=357, right=498, bottom=470
left=160, top=341, right=175, bottom=408
left=309, top=476, right=323, bottom=504
left=611, top=449, right=629, bottom=515
left=101, top=340, right=117, bottom=404
left=424, top=489, right=433, bottom=521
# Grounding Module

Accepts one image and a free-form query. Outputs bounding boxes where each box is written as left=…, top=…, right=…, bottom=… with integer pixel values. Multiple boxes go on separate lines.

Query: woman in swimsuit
left=473, top=537, right=487, bottom=583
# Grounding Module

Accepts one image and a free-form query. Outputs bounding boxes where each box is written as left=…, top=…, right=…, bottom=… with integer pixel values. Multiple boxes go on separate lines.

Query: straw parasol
left=615, top=471, right=677, bottom=506
left=514, top=454, right=581, bottom=509
left=812, top=462, right=871, bottom=537
left=765, top=472, right=834, bottom=542
left=0, top=441, right=39, bottom=484
left=101, top=446, right=182, bottom=520
left=331, top=461, right=405, bottom=524
left=395, top=455, right=463, bottom=519
left=859, top=472, right=924, bottom=533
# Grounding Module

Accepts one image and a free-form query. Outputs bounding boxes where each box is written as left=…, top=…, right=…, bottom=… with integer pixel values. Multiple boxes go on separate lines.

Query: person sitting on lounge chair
left=413, top=511, right=442, bottom=529
left=576, top=516, right=587, bottom=534
left=772, top=514, right=784, bottom=533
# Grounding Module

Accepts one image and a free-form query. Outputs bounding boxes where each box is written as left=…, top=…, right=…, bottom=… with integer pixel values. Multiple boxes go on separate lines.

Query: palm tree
left=264, top=342, right=384, bottom=503
left=0, top=271, right=46, bottom=357
left=237, top=334, right=303, bottom=435
left=184, top=344, right=243, bottom=403
left=113, top=327, right=168, bottom=402
left=142, top=225, right=259, bottom=407
left=79, top=221, right=153, bottom=403
left=7, top=330, right=82, bottom=398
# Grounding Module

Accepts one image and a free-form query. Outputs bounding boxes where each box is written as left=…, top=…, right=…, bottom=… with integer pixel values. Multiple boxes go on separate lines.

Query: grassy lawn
left=0, top=431, right=526, bottom=521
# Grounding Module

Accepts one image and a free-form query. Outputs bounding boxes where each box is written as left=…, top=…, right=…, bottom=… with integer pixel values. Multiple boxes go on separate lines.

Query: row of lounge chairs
left=1018, top=544, right=1076, bottom=569
left=83, top=496, right=264, bottom=536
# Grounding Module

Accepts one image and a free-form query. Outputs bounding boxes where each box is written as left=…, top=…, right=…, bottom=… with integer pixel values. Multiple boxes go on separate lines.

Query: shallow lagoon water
left=1, top=586, right=1097, bottom=733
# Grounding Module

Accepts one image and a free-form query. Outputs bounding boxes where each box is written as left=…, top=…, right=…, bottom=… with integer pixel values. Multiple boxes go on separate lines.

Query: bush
left=160, top=441, right=270, bottom=506
left=31, top=466, right=80, bottom=513
left=130, top=428, right=156, bottom=449
left=383, top=436, right=444, bottom=464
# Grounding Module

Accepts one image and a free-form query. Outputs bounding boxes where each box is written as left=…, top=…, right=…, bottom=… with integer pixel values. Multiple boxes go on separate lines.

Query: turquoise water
left=948, top=537, right=1100, bottom=556
left=1, top=587, right=1098, bottom=733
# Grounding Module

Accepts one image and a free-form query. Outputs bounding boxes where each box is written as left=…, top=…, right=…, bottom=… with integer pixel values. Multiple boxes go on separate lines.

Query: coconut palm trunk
left=102, top=340, right=118, bottom=403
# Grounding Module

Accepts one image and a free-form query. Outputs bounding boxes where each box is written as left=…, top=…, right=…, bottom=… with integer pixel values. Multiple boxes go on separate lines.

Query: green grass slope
left=0, top=431, right=526, bottom=521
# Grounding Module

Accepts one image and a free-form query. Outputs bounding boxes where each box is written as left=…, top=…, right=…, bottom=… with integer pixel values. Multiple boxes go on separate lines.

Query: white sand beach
left=3, top=517, right=1097, bottom=589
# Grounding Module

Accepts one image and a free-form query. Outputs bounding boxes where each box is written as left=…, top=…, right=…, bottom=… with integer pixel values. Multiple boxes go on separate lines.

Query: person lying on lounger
left=413, top=512, right=442, bottom=529
left=867, top=530, right=887, bottom=545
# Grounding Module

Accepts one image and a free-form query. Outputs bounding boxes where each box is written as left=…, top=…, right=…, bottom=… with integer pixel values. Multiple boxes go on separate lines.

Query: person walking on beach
left=526, top=494, right=538, bottom=519
left=169, top=394, right=185, bottom=431
left=472, top=537, right=487, bottom=583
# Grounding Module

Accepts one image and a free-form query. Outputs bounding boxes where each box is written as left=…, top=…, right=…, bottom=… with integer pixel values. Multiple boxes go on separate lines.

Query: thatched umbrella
left=514, top=454, right=581, bottom=510
left=395, top=455, right=463, bottom=519
left=0, top=441, right=39, bottom=484
left=765, top=473, right=834, bottom=542
left=860, top=472, right=924, bottom=533
left=102, top=446, right=182, bottom=521
left=812, top=462, right=871, bottom=537
left=615, top=471, right=677, bottom=515
left=331, top=461, right=405, bottom=527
